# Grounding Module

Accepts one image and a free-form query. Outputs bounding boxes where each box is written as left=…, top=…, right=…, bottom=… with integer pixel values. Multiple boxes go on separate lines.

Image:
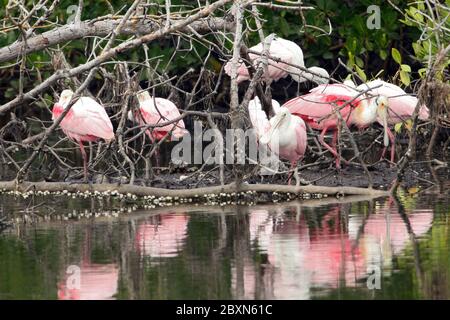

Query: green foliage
left=391, top=47, right=412, bottom=86
left=250, top=0, right=423, bottom=80
left=0, top=0, right=437, bottom=104
left=399, top=1, right=450, bottom=80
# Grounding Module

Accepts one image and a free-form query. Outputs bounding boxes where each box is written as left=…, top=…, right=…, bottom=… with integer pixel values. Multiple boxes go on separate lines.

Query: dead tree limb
left=0, top=17, right=233, bottom=64
left=0, top=180, right=390, bottom=198
left=0, top=0, right=234, bottom=115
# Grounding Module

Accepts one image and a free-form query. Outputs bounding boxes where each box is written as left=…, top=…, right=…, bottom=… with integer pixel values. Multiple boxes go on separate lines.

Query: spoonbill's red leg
left=78, top=140, right=88, bottom=181
left=388, top=128, right=396, bottom=164
left=319, top=126, right=342, bottom=169
left=380, top=128, right=396, bottom=164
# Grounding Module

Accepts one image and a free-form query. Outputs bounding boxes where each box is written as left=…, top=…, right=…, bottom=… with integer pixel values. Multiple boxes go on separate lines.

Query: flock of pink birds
left=52, top=35, right=430, bottom=183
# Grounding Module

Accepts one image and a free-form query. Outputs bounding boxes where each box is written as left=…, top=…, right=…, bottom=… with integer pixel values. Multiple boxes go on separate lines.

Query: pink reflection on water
left=238, top=199, right=433, bottom=298
left=349, top=201, right=433, bottom=270
left=57, top=264, right=119, bottom=300
left=58, top=227, right=119, bottom=300
left=135, top=213, right=189, bottom=258
left=301, top=207, right=365, bottom=289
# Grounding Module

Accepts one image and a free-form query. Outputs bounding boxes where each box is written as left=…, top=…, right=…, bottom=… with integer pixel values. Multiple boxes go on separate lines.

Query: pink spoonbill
left=259, top=106, right=308, bottom=186
left=357, top=79, right=430, bottom=162
left=224, top=35, right=329, bottom=85
left=128, top=90, right=188, bottom=142
left=283, top=86, right=391, bottom=168
left=357, top=79, right=429, bottom=124
left=52, top=89, right=114, bottom=181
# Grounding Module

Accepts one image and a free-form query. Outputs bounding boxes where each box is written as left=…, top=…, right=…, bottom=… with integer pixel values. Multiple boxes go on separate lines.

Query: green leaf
left=392, top=48, right=402, bottom=64
left=379, top=50, right=388, bottom=60
left=407, top=7, right=424, bottom=23
left=347, top=52, right=355, bottom=69
left=355, top=65, right=367, bottom=82
left=418, top=68, right=427, bottom=78
left=399, top=70, right=411, bottom=86
left=355, top=56, right=364, bottom=68
left=412, top=42, right=423, bottom=56
left=400, top=64, right=411, bottom=72
left=394, top=122, right=403, bottom=133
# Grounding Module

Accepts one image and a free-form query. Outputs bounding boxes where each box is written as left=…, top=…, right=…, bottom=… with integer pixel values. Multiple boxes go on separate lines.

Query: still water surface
left=0, top=188, right=449, bottom=299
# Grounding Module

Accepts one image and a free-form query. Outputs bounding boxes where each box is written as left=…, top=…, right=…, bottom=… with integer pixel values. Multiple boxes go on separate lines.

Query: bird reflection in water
left=233, top=198, right=432, bottom=299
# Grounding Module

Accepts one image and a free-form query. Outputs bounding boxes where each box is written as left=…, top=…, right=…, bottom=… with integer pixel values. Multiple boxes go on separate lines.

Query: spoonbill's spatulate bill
left=224, top=35, right=329, bottom=85
left=283, top=85, right=390, bottom=168
left=52, top=89, right=114, bottom=181
left=128, top=91, right=188, bottom=142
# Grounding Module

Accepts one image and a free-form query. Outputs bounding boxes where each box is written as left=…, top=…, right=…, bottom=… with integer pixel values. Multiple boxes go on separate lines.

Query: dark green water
left=0, top=187, right=449, bottom=300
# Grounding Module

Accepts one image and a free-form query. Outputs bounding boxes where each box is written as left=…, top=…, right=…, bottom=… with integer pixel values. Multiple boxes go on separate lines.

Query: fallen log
left=0, top=180, right=390, bottom=199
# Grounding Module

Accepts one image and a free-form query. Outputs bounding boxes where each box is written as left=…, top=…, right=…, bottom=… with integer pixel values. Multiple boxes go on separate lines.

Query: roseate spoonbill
left=357, top=79, right=430, bottom=162
left=283, top=87, right=390, bottom=168
left=260, top=106, right=308, bottom=185
left=52, top=89, right=114, bottom=181
left=127, top=90, right=188, bottom=142
left=224, top=35, right=329, bottom=85
left=358, top=79, right=430, bottom=124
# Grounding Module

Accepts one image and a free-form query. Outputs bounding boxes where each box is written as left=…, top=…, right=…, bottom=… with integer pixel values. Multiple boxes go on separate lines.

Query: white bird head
left=374, top=95, right=390, bottom=147
left=58, top=89, right=74, bottom=108
left=136, top=90, right=151, bottom=105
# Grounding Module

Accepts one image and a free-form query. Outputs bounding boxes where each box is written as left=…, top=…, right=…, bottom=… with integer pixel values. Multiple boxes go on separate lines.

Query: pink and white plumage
left=128, top=91, right=187, bottom=141
left=357, top=79, right=430, bottom=125
left=224, top=35, right=329, bottom=85
left=283, top=85, right=390, bottom=167
left=52, top=89, right=114, bottom=180
left=259, top=106, right=308, bottom=185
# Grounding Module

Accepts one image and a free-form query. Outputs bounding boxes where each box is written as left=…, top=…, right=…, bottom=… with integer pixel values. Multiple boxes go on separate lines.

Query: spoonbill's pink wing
left=283, top=93, right=359, bottom=130
left=60, top=97, right=114, bottom=141
left=137, top=97, right=187, bottom=140
left=294, top=118, right=307, bottom=159
left=154, top=98, right=187, bottom=139
left=310, top=83, right=359, bottom=96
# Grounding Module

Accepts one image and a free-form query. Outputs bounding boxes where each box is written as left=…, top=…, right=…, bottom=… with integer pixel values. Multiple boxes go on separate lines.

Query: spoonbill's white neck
left=260, top=107, right=293, bottom=145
